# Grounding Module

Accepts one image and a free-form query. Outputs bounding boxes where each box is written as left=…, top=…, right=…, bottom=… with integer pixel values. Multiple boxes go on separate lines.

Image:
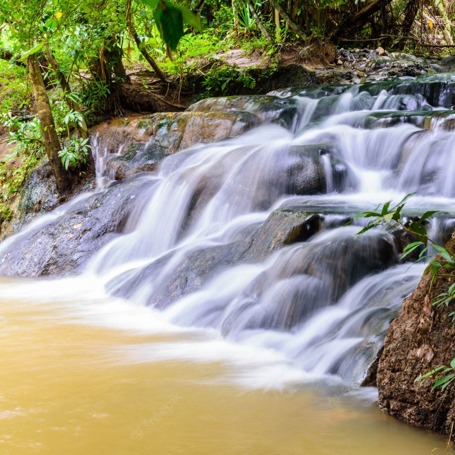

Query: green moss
left=0, top=204, right=13, bottom=221
left=119, top=143, right=141, bottom=161
left=137, top=120, right=152, bottom=130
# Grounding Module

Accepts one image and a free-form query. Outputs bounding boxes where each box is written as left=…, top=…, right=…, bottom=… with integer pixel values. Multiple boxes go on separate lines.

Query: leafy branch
left=356, top=193, right=455, bottom=392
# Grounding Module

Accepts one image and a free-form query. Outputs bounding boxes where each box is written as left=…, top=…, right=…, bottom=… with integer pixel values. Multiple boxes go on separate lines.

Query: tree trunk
left=275, top=8, right=281, bottom=41
left=247, top=0, right=272, bottom=41
left=333, top=0, right=393, bottom=38
left=269, top=0, right=306, bottom=38
left=45, top=47, right=88, bottom=138
left=233, top=0, right=239, bottom=30
left=397, top=0, right=419, bottom=49
left=290, top=0, right=298, bottom=22
left=380, top=0, right=387, bottom=36
left=110, top=38, right=130, bottom=83
left=129, top=24, right=170, bottom=83
left=193, top=0, right=206, bottom=13
left=126, top=0, right=170, bottom=84
left=27, top=54, right=68, bottom=192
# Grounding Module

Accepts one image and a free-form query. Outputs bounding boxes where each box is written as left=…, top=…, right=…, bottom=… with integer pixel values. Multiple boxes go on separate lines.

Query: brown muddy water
left=0, top=277, right=451, bottom=455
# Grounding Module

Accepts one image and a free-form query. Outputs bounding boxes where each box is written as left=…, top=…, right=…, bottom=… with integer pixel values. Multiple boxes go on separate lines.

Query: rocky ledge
left=377, top=235, right=455, bottom=438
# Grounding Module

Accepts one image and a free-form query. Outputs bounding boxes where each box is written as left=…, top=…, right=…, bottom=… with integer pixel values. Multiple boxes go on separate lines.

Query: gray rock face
left=0, top=177, right=150, bottom=277
left=93, top=111, right=262, bottom=181
left=188, top=95, right=301, bottom=129
left=0, top=158, right=95, bottom=242
left=1, top=159, right=59, bottom=240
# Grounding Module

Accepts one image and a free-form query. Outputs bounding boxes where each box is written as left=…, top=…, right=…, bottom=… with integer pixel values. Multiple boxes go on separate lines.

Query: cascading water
left=3, top=74, right=455, bottom=389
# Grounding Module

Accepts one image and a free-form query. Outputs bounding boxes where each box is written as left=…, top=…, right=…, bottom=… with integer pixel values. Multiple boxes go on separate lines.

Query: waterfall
left=3, top=75, right=455, bottom=386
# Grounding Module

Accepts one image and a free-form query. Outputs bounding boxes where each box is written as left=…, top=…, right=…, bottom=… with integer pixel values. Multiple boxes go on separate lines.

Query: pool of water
left=0, top=277, right=450, bottom=455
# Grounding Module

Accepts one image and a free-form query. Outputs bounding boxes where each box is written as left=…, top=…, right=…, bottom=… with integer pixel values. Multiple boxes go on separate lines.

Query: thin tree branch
left=247, top=0, right=273, bottom=41
left=268, top=0, right=306, bottom=38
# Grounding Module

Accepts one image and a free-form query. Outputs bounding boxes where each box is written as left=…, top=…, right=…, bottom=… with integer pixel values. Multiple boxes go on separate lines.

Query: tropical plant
left=356, top=193, right=455, bottom=391
left=58, top=137, right=90, bottom=170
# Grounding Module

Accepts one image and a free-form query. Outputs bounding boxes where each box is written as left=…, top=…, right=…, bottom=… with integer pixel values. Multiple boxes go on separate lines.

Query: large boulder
left=221, top=228, right=398, bottom=336
left=188, top=95, right=301, bottom=129
left=93, top=111, right=262, bottom=180
left=0, top=158, right=95, bottom=242
left=377, top=235, right=455, bottom=437
left=0, top=176, right=149, bottom=277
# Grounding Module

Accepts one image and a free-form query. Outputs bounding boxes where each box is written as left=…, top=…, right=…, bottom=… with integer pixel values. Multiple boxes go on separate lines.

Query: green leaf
left=450, top=358, right=455, bottom=369
left=392, top=207, right=404, bottom=221
left=21, top=42, right=45, bottom=60
left=432, top=374, right=455, bottom=390
left=432, top=245, right=455, bottom=263
left=403, top=241, right=424, bottom=251
left=409, top=221, right=427, bottom=238
left=420, top=210, right=438, bottom=221
left=138, top=0, right=160, bottom=8
left=154, top=2, right=184, bottom=51
left=354, top=211, right=380, bottom=219
left=442, top=378, right=455, bottom=390
left=401, top=242, right=424, bottom=260
left=381, top=201, right=391, bottom=215
left=178, top=5, right=202, bottom=31
left=384, top=212, right=395, bottom=223
left=416, top=366, right=446, bottom=383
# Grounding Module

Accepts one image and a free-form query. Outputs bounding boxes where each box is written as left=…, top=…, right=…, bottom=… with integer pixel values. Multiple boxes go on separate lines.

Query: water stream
left=2, top=75, right=455, bottom=453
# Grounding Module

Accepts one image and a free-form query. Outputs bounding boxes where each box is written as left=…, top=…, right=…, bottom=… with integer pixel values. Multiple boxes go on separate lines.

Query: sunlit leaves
left=20, top=42, right=45, bottom=60
left=179, top=5, right=202, bottom=31
left=354, top=193, right=416, bottom=237
left=137, top=0, right=160, bottom=9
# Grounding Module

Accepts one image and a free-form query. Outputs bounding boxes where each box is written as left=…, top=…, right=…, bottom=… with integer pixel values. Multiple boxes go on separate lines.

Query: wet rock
left=188, top=95, right=300, bottom=129
left=0, top=159, right=58, bottom=240
left=92, top=111, right=262, bottom=180
left=335, top=48, right=435, bottom=82
left=359, top=78, right=455, bottom=109
left=377, top=236, right=455, bottom=437
left=390, top=228, right=421, bottom=262
left=0, top=177, right=150, bottom=277
left=286, top=230, right=398, bottom=301
left=111, top=209, right=322, bottom=308
left=280, top=144, right=356, bottom=195
left=314, top=69, right=362, bottom=86
left=222, top=228, right=399, bottom=335
left=132, top=240, right=254, bottom=309
left=105, top=142, right=165, bottom=180
left=361, top=346, right=384, bottom=387
left=93, top=111, right=261, bottom=156
left=0, top=158, right=95, bottom=242
left=244, top=210, right=322, bottom=262
left=284, top=145, right=327, bottom=195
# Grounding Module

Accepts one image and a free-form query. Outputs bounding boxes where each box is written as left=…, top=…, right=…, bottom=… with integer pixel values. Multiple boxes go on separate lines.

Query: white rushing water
left=3, top=76, right=455, bottom=389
